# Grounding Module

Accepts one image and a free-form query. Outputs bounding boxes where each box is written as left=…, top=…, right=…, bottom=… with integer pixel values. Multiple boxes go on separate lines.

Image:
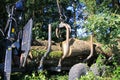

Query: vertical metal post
left=38, top=24, right=51, bottom=71
left=4, top=46, right=12, bottom=80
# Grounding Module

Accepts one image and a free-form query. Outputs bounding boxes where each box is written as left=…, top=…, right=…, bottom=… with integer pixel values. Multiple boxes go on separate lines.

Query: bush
left=23, top=71, right=47, bottom=80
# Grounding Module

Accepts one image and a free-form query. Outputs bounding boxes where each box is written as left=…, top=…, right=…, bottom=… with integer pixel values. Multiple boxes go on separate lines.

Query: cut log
left=28, top=40, right=112, bottom=71
left=68, top=39, right=91, bottom=57
left=31, top=39, right=111, bottom=59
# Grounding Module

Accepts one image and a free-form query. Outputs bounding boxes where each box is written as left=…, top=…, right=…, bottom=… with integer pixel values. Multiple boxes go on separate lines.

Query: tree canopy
left=80, top=0, right=120, bottom=46
left=0, top=0, right=120, bottom=46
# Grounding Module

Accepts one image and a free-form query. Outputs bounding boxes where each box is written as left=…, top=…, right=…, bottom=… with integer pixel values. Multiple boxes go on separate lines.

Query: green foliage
left=80, top=54, right=119, bottom=80
left=80, top=0, right=96, bottom=14
left=80, top=0, right=120, bottom=45
left=1, top=69, right=68, bottom=80
left=31, top=49, right=62, bottom=59
left=112, top=66, right=120, bottom=80
left=80, top=72, right=106, bottom=80
left=49, top=74, right=68, bottom=80
left=95, top=54, right=112, bottom=77
left=31, top=49, right=46, bottom=58
left=85, top=12, right=120, bottom=44
left=96, top=54, right=106, bottom=65
left=48, top=51, right=62, bottom=58
left=23, top=71, right=47, bottom=80
left=32, top=25, right=47, bottom=40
